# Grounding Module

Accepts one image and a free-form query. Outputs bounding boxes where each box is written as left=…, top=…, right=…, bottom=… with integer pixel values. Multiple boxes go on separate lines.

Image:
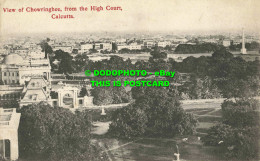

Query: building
left=0, top=108, right=21, bottom=160
left=28, top=50, right=45, bottom=59
left=19, top=77, right=94, bottom=109
left=80, top=43, right=94, bottom=53
left=100, top=43, right=112, bottom=51
left=117, top=43, right=142, bottom=50
left=0, top=54, right=51, bottom=85
left=54, top=85, right=93, bottom=109
left=156, top=41, right=171, bottom=48
left=222, top=40, right=231, bottom=47
left=52, top=46, right=73, bottom=53
left=94, top=43, right=101, bottom=50
left=143, top=41, right=155, bottom=49
left=19, top=77, right=51, bottom=107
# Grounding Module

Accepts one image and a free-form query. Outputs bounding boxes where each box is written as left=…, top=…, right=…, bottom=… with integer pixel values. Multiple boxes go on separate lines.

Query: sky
left=0, top=0, right=260, bottom=35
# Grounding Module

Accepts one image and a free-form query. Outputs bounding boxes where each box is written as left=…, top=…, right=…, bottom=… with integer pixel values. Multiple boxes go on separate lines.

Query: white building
left=19, top=77, right=93, bottom=110
left=94, top=43, right=101, bottom=50
left=222, top=40, right=231, bottom=47
left=117, top=43, right=142, bottom=50
left=80, top=44, right=94, bottom=53
left=157, top=41, right=171, bottom=48
left=0, top=54, right=51, bottom=85
left=143, top=41, right=155, bottom=48
left=28, top=50, right=45, bottom=59
left=19, top=77, right=51, bottom=107
left=100, top=43, right=112, bottom=51
left=0, top=108, right=21, bottom=160
left=52, top=46, right=73, bottom=53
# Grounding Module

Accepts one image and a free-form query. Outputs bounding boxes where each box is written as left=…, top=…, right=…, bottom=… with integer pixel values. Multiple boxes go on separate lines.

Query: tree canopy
left=109, top=87, right=198, bottom=138
left=18, top=102, right=108, bottom=161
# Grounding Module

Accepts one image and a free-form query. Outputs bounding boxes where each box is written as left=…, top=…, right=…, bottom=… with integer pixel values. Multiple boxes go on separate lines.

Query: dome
left=3, top=54, right=24, bottom=65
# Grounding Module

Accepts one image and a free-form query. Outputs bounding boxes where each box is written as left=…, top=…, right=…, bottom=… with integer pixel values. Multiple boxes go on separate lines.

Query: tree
left=91, top=87, right=113, bottom=105
left=59, top=57, right=73, bottom=74
left=150, top=49, right=167, bottom=59
left=54, top=50, right=74, bottom=74
left=50, top=91, right=58, bottom=99
left=221, top=98, right=259, bottom=128
left=202, top=99, right=260, bottom=160
left=73, top=53, right=90, bottom=72
left=40, top=38, right=53, bottom=58
left=79, top=87, right=88, bottom=97
left=108, top=105, right=148, bottom=138
left=202, top=124, right=259, bottom=160
left=18, top=102, right=108, bottom=161
left=91, top=86, right=131, bottom=105
left=174, top=43, right=224, bottom=53
left=109, top=87, right=198, bottom=138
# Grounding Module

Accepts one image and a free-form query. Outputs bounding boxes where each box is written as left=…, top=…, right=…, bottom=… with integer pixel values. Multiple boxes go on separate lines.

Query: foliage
left=202, top=99, right=260, bottom=160
left=54, top=50, right=74, bottom=74
left=91, top=86, right=131, bottom=106
left=79, top=86, right=88, bottom=97
left=73, top=53, right=90, bottom=72
left=202, top=124, right=259, bottom=160
left=175, top=43, right=224, bottom=53
left=108, top=105, right=148, bottom=138
left=91, top=87, right=113, bottom=105
left=18, top=102, right=108, bottom=161
left=221, top=98, right=259, bottom=128
left=150, top=49, right=167, bottom=59
left=109, top=87, right=198, bottom=138
left=229, top=41, right=260, bottom=51
left=179, top=75, right=222, bottom=99
left=40, top=38, right=53, bottom=58
left=50, top=91, right=58, bottom=99
left=202, top=123, right=233, bottom=146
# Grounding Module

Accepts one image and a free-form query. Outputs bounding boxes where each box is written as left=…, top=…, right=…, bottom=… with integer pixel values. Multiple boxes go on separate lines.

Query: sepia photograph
left=0, top=0, right=259, bottom=160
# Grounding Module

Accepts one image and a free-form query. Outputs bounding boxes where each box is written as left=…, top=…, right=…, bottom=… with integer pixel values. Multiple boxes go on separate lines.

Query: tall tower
left=241, top=28, right=247, bottom=54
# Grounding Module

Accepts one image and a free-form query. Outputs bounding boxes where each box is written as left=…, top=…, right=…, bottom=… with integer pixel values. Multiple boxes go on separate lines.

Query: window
left=4, top=80, right=7, bottom=84
left=12, top=72, right=14, bottom=76
left=9, top=72, right=10, bottom=76
left=32, top=95, right=37, bottom=101
left=17, top=72, right=19, bottom=76
left=79, top=100, right=83, bottom=105
left=12, top=80, right=15, bottom=84
left=4, top=72, right=6, bottom=76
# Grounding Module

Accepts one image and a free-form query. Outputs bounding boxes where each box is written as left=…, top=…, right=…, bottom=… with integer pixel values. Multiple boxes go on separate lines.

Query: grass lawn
left=94, top=136, right=226, bottom=161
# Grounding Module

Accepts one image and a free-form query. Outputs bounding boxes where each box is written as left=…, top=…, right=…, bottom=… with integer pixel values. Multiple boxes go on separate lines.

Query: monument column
left=241, top=28, right=247, bottom=54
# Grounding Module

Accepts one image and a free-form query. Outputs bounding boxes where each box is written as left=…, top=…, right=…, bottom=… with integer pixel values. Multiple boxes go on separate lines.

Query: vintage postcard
left=0, top=0, right=259, bottom=161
